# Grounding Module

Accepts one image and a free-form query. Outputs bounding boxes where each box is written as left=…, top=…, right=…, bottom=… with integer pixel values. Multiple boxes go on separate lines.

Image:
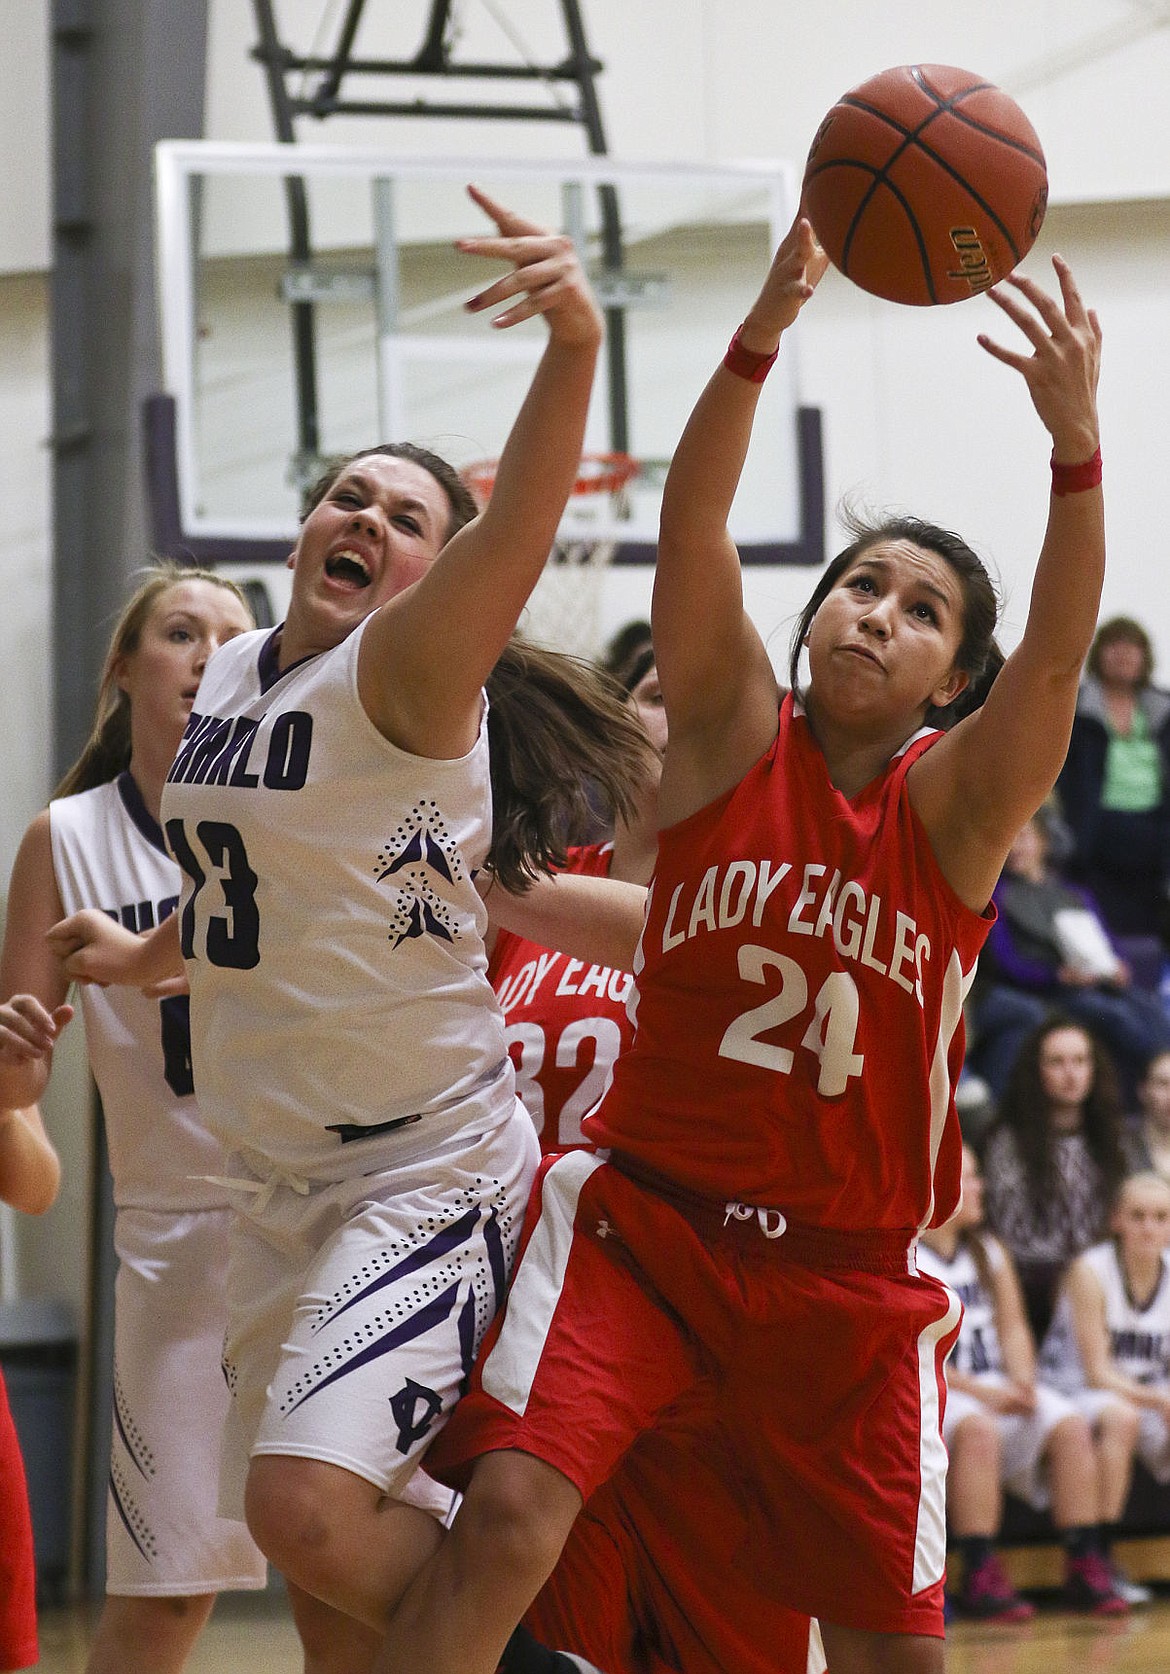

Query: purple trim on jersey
left=457, top=1288, right=479, bottom=1383
left=112, top=1384, right=151, bottom=1479
left=115, top=771, right=168, bottom=856
left=286, top=1283, right=461, bottom=1413
left=483, top=1205, right=508, bottom=1311
left=1121, top=1254, right=1169, bottom=1317
left=108, top=1470, right=152, bottom=1561
left=311, top=1205, right=482, bottom=1330
left=257, top=624, right=319, bottom=693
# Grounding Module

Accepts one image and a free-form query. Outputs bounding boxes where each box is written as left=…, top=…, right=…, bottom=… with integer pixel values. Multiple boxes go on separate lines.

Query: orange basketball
left=802, top=64, right=1048, bottom=306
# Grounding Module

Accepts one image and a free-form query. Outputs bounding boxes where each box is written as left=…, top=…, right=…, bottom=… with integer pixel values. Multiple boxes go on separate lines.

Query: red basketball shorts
left=525, top=1386, right=826, bottom=1674
left=0, top=1375, right=38, bottom=1672
left=426, top=1149, right=960, bottom=1639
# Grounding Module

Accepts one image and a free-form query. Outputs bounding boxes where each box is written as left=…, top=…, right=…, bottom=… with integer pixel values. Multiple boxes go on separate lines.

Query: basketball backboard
left=149, top=143, right=824, bottom=651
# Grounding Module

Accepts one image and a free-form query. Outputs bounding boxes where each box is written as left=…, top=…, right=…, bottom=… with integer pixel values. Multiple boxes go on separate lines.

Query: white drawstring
left=197, top=1157, right=312, bottom=1215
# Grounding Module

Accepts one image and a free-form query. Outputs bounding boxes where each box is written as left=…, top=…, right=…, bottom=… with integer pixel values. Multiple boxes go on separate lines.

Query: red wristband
left=723, top=324, right=779, bottom=384
left=1050, top=445, right=1102, bottom=496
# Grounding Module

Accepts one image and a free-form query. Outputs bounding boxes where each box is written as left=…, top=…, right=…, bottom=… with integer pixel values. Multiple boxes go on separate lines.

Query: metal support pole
left=372, top=178, right=404, bottom=442
left=249, top=0, right=629, bottom=466
left=251, top=0, right=321, bottom=477
left=559, top=0, right=628, bottom=454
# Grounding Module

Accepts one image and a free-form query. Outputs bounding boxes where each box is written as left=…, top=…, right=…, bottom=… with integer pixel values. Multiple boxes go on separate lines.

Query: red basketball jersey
left=587, top=696, right=992, bottom=1230
left=490, top=843, right=635, bottom=1154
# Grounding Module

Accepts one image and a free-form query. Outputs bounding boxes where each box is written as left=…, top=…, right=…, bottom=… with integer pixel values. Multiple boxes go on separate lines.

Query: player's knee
left=455, top=1458, right=578, bottom=1589
left=244, top=1458, right=347, bottom=1586
left=1098, top=1398, right=1141, bottom=1448
left=1049, top=1411, right=1094, bottom=1458
left=952, top=1410, right=999, bottom=1467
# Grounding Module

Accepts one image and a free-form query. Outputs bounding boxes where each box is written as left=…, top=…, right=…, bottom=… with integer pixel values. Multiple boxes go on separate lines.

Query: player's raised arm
left=360, top=186, right=603, bottom=756
left=485, top=871, right=647, bottom=972
left=910, top=255, right=1104, bottom=910
left=654, top=216, right=828, bottom=818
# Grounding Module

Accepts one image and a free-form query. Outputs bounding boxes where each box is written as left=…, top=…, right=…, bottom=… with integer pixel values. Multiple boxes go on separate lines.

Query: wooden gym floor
left=27, top=1585, right=1170, bottom=1673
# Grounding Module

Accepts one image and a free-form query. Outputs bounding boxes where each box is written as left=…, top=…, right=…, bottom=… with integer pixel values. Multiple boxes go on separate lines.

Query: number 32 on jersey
left=505, top=1016, right=623, bottom=1148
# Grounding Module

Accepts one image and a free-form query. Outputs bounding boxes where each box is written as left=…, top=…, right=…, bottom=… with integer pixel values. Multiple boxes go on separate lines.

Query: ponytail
left=55, top=563, right=251, bottom=799
left=484, top=636, right=656, bottom=894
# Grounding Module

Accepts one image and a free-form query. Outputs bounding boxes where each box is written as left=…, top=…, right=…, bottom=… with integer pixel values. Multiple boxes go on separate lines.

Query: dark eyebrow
left=340, top=471, right=436, bottom=522
left=851, top=556, right=954, bottom=610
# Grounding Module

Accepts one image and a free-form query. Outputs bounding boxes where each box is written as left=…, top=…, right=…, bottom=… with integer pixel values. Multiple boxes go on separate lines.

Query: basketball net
left=461, top=452, right=639, bottom=660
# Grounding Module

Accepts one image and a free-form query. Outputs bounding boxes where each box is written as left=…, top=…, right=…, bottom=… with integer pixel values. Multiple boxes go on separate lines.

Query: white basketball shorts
left=218, top=1102, right=538, bottom=1522
left=108, top=1206, right=267, bottom=1595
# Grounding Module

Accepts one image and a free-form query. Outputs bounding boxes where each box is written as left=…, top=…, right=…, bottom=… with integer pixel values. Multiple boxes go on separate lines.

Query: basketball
left=802, top=64, right=1048, bottom=306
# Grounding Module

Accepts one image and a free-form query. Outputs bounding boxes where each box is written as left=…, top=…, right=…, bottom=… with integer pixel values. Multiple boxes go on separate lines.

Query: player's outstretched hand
left=978, top=255, right=1102, bottom=463
left=740, top=214, right=830, bottom=347
left=47, top=909, right=170, bottom=991
left=0, top=995, right=73, bottom=1067
left=457, top=184, right=603, bottom=347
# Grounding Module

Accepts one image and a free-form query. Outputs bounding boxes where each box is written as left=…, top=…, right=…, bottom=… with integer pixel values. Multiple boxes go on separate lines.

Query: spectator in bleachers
left=1040, top=1170, right=1170, bottom=1604
left=983, top=1016, right=1130, bottom=1341
left=919, top=1146, right=1131, bottom=1619
left=972, top=808, right=1170, bottom=1103
left=1058, top=615, right=1170, bottom=943
left=1126, top=1048, right=1170, bottom=1176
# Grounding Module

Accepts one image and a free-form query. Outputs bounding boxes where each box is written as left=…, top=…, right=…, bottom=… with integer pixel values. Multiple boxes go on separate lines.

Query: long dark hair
left=485, top=637, right=655, bottom=892
left=55, top=563, right=252, bottom=799
left=304, top=446, right=655, bottom=892
left=788, top=510, right=1003, bottom=727
left=993, top=1014, right=1129, bottom=1216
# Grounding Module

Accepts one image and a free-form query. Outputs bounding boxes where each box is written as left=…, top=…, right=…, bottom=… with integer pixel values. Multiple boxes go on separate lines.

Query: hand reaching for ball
left=978, top=255, right=1102, bottom=462
left=736, top=216, right=830, bottom=354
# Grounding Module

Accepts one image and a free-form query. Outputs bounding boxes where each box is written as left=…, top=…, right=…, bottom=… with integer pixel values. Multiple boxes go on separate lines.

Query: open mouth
left=325, top=549, right=372, bottom=590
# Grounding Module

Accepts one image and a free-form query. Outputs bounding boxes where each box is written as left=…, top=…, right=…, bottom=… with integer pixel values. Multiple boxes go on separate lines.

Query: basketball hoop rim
left=462, top=449, right=640, bottom=505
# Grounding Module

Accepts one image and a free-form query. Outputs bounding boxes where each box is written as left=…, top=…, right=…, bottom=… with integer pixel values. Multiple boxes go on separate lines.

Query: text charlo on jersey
left=168, top=709, right=313, bottom=791
left=658, top=858, right=931, bottom=1005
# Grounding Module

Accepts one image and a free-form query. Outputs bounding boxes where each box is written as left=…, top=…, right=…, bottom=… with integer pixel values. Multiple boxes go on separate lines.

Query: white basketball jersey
left=160, top=617, right=513, bottom=1175
left=50, top=776, right=232, bottom=1209
left=1042, top=1239, right=1170, bottom=1394
left=916, top=1234, right=1006, bottom=1378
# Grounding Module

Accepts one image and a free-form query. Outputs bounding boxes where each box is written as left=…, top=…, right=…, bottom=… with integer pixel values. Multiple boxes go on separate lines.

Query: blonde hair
left=1114, top=1170, right=1170, bottom=1210
left=55, top=562, right=251, bottom=798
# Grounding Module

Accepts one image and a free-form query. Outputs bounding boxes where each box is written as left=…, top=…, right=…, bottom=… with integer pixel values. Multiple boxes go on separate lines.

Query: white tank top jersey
left=1042, top=1239, right=1170, bottom=1394
left=160, top=617, right=513, bottom=1176
left=916, top=1234, right=1007, bottom=1378
left=49, top=776, right=232, bottom=1210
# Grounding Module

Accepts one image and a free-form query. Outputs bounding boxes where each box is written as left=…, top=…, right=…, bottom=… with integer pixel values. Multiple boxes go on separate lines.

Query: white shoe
left=1112, top=1564, right=1153, bottom=1606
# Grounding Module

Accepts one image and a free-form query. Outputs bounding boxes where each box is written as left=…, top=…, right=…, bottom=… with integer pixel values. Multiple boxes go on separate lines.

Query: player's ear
left=931, top=665, right=969, bottom=709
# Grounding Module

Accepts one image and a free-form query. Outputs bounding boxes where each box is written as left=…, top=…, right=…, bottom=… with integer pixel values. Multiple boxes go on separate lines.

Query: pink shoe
left=956, top=1553, right=1036, bottom=1623
left=1062, top=1552, right=1130, bottom=1616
